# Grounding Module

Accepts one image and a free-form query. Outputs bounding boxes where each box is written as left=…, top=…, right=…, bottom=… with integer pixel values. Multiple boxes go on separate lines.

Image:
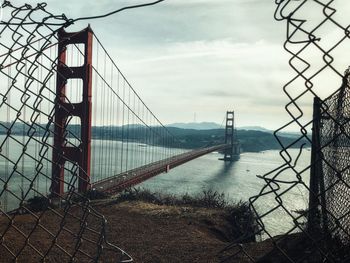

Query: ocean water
left=0, top=135, right=312, bottom=237
left=140, top=148, right=312, bottom=237
left=0, top=134, right=186, bottom=210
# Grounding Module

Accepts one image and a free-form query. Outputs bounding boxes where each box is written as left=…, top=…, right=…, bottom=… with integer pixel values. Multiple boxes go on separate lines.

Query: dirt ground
left=0, top=202, right=241, bottom=262
left=100, top=201, right=228, bottom=262
left=0, top=200, right=272, bottom=262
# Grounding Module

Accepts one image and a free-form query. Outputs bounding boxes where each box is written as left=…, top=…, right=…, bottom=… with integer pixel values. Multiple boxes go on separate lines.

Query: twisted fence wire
left=220, top=0, right=350, bottom=262
left=0, top=2, right=132, bottom=262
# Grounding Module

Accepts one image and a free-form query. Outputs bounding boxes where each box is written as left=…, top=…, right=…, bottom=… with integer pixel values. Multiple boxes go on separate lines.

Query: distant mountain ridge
left=166, top=123, right=301, bottom=139
left=238, top=126, right=270, bottom=132
left=167, top=122, right=222, bottom=130
left=167, top=123, right=271, bottom=132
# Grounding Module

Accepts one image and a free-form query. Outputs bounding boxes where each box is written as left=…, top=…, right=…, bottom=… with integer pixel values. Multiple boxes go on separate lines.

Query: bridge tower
left=222, top=111, right=240, bottom=161
left=51, top=26, right=93, bottom=196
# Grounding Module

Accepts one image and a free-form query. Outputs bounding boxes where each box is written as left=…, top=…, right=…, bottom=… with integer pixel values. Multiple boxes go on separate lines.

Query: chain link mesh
left=320, top=71, right=350, bottom=246
left=0, top=2, right=132, bottom=262
left=2, top=0, right=350, bottom=262
left=220, top=1, right=350, bottom=262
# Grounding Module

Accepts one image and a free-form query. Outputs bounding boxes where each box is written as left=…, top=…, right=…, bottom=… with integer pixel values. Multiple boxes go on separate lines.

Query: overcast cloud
left=22, top=0, right=312, bottom=129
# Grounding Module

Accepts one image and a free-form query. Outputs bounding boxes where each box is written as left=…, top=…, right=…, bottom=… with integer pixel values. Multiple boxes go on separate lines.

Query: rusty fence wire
left=0, top=2, right=132, bottom=262
left=220, top=1, right=350, bottom=262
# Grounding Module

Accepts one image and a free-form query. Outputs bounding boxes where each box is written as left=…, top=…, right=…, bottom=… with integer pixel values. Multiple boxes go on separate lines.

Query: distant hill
left=167, top=123, right=275, bottom=131
left=0, top=122, right=309, bottom=152
left=238, top=126, right=302, bottom=139
left=237, top=126, right=271, bottom=132
left=166, top=123, right=303, bottom=138
left=167, top=122, right=222, bottom=130
left=165, top=127, right=309, bottom=152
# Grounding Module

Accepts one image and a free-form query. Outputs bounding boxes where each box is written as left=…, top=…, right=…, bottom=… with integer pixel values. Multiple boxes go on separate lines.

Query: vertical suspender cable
left=109, top=66, right=113, bottom=178
left=132, top=93, right=136, bottom=169
left=108, top=62, right=114, bottom=177
left=101, top=51, right=107, bottom=179
left=125, top=86, right=130, bottom=172
left=35, top=40, right=41, bottom=193
left=46, top=46, right=51, bottom=194
left=137, top=99, right=141, bottom=168
left=4, top=58, right=11, bottom=212
left=115, top=71, right=120, bottom=174
left=22, top=62, right=27, bottom=200
left=111, top=67, right=117, bottom=175
left=93, top=42, right=99, bottom=181
left=121, top=80, right=125, bottom=173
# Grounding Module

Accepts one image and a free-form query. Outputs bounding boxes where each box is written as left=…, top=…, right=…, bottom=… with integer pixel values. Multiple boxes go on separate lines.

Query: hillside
left=0, top=122, right=309, bottom=152
left=167, top=121, right=222, bottom=130
left=166, top=127, right=309, bottom=152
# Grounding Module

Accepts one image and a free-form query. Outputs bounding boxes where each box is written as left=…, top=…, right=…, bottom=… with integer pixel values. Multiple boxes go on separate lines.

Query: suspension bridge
left=0, top=2, right=242, bottom=260
left=3, top=2, right=350, bottom=263
left=0, top=25, right=240, bottom=211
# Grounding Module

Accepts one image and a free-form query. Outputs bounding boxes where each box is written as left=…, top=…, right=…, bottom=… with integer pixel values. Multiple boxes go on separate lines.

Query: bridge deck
left=92, top=144, right=230, bottom=194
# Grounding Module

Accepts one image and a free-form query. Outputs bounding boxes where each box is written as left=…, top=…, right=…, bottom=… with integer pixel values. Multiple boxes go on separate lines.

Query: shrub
left=118, top=188, right=234, bottom=209
left=194, top=189, right=228, bottom=208
left=85, top=189, right=110, bottom=200
left=118, top=188, right=160, bottom=203
left=26, top=196, right=51, bottom=212
left=225, top=201, right=258, bottom=242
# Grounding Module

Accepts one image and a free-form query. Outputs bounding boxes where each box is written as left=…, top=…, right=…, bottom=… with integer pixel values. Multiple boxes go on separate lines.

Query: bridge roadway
left=91, top=144, right=230, bottom=194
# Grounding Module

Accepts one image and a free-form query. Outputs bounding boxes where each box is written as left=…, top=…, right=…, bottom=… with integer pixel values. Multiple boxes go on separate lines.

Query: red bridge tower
left=51, top=26, right=93, bottom=196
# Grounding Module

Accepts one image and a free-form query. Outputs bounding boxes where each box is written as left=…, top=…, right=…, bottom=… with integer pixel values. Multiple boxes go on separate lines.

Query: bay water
left=0, top=135, right=311, bottom=237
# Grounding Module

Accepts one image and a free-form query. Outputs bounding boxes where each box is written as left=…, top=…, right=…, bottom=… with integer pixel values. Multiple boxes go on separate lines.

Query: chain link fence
left=220, top=1, right=350, bottom=262
left=0, top=2, right=132, bottom=262
left=2, top=0, right=350, bottom=262
left=319, top=70, right=350, bottom=246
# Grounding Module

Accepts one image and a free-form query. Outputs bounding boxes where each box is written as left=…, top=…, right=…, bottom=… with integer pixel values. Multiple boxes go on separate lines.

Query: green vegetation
left=236, top=129, right=308, bottom=152
left=116, top=188, right=230, bottom=208
left=0, top=121, right=309, bottom=152
left=26, top=196, right=52, bottom=212
left=167, top=127, right=309, bottom=152
left=84, top=189, right=111, bottom=200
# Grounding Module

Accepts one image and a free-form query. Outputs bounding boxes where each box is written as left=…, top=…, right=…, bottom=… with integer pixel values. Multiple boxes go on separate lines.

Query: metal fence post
left=308, top=96, right=322, bottom=234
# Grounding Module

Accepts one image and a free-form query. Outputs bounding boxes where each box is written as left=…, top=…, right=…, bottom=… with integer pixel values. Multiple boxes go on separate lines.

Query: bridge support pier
left=51, top=26, right=93, bottom=196
left=221, top=111, right=240, bottom=162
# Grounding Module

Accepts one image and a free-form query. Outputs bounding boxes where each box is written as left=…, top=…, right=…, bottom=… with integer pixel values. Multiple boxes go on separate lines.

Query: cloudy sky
left=19, top=1, right=300, bottom=129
